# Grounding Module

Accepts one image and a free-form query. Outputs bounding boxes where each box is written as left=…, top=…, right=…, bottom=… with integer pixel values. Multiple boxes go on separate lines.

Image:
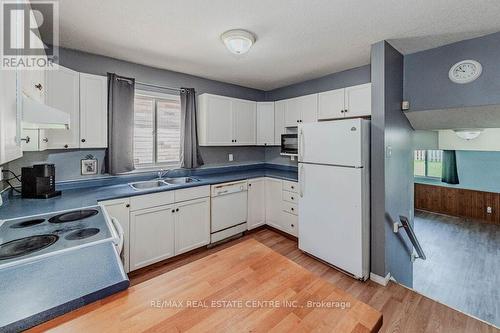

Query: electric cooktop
left=0, top=206, right=115, bottom=268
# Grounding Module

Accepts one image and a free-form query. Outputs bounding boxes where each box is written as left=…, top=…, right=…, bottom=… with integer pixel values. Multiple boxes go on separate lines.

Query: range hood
left=22, top=94, right=70, bottom=130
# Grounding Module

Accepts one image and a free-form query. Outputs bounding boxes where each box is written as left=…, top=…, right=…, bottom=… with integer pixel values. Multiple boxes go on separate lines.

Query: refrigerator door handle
left=299, top=164, right=305, bottom=197
left=299, top=127, right=304, bottom=161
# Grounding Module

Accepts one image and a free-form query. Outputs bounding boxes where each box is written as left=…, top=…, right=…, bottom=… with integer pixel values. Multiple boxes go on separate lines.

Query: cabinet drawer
left=130, top=191, right=175, bottom=211
left=175, top=185, right=210, bottom=203
left=282, top=180, right=298, bottom=193
left=282, top=211, right=298, bottom=237
left=282, top=202, right=298, bottom=216
left=282, top=190, right=298, bottom=204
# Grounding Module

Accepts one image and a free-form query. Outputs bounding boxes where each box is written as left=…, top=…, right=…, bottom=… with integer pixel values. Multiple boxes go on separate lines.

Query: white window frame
left=133, top=90, right=181, bottom=170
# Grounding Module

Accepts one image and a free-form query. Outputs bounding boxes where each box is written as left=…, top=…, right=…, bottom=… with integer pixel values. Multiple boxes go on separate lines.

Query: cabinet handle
left=291, top=207, right=294, bottom=211
left=81, top=139, right=86, bottom=143
left=344, top=109, right=348, bottom=113
left=125, top=204, right=130, bottom=208
left=42, top=138, right=48, bottom=143
left=176, top=208, right=179, bottom=212
left=64, top=144, right=69, bottom=148
left=171, top=209, right=175, bottom=213
left=248, top=183, right=252, bottom=187
left=291, top=186, right=294, bottom=189
left=35, top=83, right=43, bottom=91
left=291, top=196, right=294, bottom=200
left=291, top=224, right=294, bottom=228
left=20, top=136, right=31, bottom=143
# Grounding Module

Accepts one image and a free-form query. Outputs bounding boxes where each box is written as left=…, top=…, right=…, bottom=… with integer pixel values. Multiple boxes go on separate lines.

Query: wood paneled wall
left=415, top=183, right=500, bottom=224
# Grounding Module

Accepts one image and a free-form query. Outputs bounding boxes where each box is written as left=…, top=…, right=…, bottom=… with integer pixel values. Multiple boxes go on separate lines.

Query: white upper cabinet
left=45, top=65, right=80, bottom=149
left=284, top=94, right=318, bottom=127
left=233, top=99, right=256, bottom=145
left=198, top=94, right=233, bottom=146
left=344, top=83, right=372, bottom=118
left=79, top=73, right=108, bottom=148
left=198, top=94, right=256, bottom=146
left=274, top=100, right=286, bottom=145
left=0, top=69, right=22, bottom=164
left=256, top=102, right=275, bottom=146
left=318, top=88, right=345, bottom=120
left=318, top=83, right=371, bottom=120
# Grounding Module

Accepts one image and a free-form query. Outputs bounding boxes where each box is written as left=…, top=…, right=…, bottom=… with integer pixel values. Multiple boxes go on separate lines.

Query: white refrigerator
left=298, top=118, right=370, bottom=280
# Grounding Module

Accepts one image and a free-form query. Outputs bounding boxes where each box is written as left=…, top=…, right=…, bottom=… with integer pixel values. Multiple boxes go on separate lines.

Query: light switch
left=228, top=154, right=234, bottom=162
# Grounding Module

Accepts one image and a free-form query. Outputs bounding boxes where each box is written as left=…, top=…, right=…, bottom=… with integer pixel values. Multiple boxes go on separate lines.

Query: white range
left=298, top=118, right=370, bottom=280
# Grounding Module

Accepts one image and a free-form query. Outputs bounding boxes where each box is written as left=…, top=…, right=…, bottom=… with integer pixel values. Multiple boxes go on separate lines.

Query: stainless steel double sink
left=129, top=177, right=200, bottom=190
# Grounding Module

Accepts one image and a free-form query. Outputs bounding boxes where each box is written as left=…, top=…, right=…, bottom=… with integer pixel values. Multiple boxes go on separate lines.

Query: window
left=414, top=150, right=443, bottom=178
left=133, top=91, right=181, bottom=168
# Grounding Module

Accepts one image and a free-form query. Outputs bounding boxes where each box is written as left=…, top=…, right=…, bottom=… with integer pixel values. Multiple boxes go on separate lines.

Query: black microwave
left=281, top=134, right=298, bottom=155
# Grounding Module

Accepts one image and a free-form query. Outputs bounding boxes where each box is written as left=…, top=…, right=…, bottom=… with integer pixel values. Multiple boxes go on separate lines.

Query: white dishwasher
left=210, top=180, right=248, bottom=243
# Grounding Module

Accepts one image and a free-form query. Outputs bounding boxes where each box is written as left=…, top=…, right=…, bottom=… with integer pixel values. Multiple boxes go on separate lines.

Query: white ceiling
left=52, top=0, right=500, bottom=90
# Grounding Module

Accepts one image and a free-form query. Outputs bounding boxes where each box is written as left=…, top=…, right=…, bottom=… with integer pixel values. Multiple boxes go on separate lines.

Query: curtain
left=105, top=73, right=136, bottom=174
left=441, top=150, right=459, bottom=184
left=180, top=88, right=204, bottom=168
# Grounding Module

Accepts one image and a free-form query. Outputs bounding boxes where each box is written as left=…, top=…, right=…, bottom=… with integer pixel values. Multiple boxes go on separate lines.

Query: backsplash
left=1, top=145, right=296, bottom=191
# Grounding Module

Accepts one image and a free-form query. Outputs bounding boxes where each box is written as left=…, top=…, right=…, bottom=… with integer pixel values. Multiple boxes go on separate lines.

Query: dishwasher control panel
left=211, top=180, right=248, bottom=197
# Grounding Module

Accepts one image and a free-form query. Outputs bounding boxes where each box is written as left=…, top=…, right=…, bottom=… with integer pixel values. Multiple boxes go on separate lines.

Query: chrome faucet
left=158, top=168, right=171, bottom=179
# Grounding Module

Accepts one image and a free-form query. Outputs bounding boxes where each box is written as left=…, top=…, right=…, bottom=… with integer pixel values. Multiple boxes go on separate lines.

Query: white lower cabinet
left=130, top=204, right=175, bottom=271
left=247, top=178, right=266, bottom=229
left=174, top=197, right=210, bottom=255
left=264, top=178, right=299, bottom=237
left=100, top=198, right=130, bottom=273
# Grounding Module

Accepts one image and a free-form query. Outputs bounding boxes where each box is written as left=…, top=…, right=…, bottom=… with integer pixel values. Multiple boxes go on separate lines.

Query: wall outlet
left=228, top=154, right=234, bottom=162
left=486, top=206, right=492, bottom=214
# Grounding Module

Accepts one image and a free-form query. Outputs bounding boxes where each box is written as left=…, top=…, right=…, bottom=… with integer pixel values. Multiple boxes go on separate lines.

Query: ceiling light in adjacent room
left=221, top=29, right=255, bottom=55
left=453, top=129, right=483, bottom=140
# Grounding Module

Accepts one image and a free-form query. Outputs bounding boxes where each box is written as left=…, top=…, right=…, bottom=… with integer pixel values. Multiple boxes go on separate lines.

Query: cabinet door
left=299, top=94, right=318, bottom=123
left=248, top=178, right=266, bottom=229
left=284, top=98, right=301, bottom=127
left=318, top=88, right=345, bottom=120
left=45, top=65, right=80, bottom=149
left=265, top=178, right=283, bottom=229
left=344, top=83, right=371, bottom=118
left=233, top=99, right=256, bottom=145
left=0, top=69, right=22, bottom=164
left=101, top=198, right=131, bottom=273
left=256, top=102, right=274, bottom=145
left=79, top=73, right=108, bottom=148
left=201, top=95, right=233, bottom=145
left=274, top=100, right=286, bottom=145
left=20, top=67, right=46, bottom=103
left=174, top=197, right=210, bottom=255
left=130, top=205, right=175, bottom=271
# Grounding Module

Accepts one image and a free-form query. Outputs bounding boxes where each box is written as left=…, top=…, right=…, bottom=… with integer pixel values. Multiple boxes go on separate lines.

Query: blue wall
left=265, top=65, right=370, bottom=101
left=404, top=31, right=500, bottom=112
left=456, top=151, right=500, bottom=193
left=371, top=40, right=415, bottom=287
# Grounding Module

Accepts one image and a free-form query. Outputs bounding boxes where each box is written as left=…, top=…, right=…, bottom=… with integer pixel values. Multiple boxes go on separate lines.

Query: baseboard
left=369, top=272, right=391, bottom=286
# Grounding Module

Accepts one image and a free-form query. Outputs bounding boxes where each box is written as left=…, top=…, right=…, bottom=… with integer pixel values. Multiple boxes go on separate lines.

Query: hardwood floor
left=31, top=228, right=498, bottom=333
left=414, top=210, right=500, bottom=327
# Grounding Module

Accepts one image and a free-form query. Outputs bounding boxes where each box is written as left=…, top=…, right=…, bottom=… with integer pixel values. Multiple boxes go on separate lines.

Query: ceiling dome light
left=453, top=129, right=483, bottom=140
left=221, top=29, right=255, bottom=55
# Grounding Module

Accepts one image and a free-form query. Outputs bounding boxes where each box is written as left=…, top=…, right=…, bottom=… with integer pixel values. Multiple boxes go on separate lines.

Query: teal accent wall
left=415, top=150, right=500, bottom=193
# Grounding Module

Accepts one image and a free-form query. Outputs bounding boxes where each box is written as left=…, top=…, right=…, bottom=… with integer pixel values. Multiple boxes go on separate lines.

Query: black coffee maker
left=21, top=164, right=61, bottom=199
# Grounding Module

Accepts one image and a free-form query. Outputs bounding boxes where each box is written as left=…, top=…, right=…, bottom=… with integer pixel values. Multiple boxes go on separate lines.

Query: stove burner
left=65, top=228, right=100, bottom=240
left=48, top=209, right=98, bottom=224
left=0, top=235, right=59, bottom=260
left=10, top=219, right=45, bottom=229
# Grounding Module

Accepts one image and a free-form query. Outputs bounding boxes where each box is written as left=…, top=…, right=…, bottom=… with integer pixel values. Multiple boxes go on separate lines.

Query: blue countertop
left=0, top=163, right=298, bottom=220
left=0, top=241, right=129, bottom=332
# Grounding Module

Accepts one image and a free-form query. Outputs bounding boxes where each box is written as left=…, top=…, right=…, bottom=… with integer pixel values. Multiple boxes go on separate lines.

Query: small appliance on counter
left=21, top=164, right=61, bottom=199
